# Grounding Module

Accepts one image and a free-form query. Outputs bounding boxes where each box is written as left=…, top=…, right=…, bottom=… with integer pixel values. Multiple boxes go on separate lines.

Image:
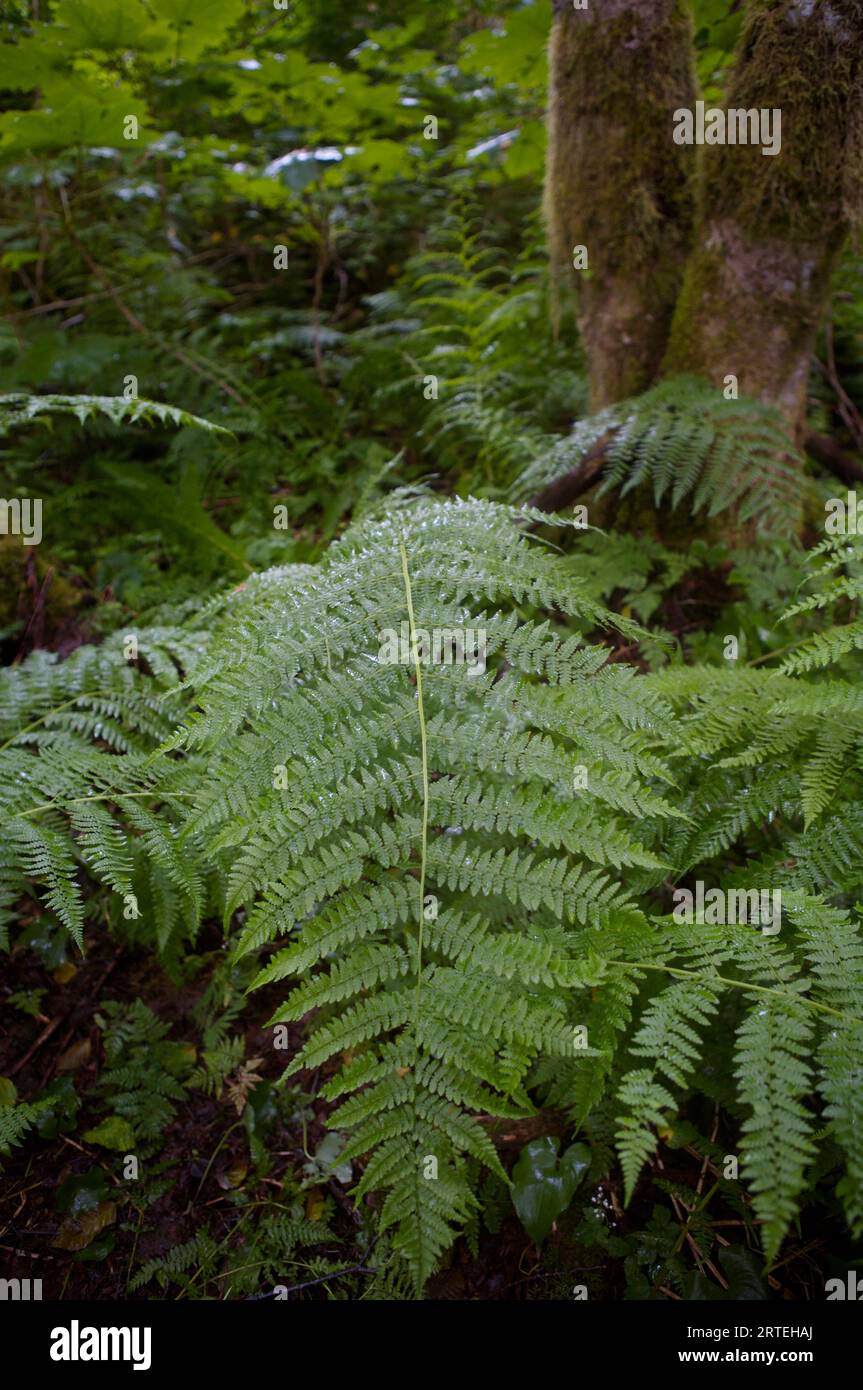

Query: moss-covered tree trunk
left=546, top=0, right=863, bottom=443
left=662, top=0, right=863, bottom=443
left=544, top=0, right=698, bottom=409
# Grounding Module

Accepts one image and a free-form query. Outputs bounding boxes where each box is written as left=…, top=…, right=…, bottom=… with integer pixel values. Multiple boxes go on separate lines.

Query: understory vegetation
left=1, top=0, right=862, bottom=1302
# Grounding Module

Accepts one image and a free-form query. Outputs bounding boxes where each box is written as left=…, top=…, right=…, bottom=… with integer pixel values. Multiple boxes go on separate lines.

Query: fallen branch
left=529, top=435, right=611, bottom=512
left=530, top=426, right=863, bottom=518
left=805, top=432, right=863, bottom=489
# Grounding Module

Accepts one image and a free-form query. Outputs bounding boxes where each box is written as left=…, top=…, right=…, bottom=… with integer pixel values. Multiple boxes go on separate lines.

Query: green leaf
left=511, top=1136, right=590, bottom=1245
left=0, top=392, right=231, bottom=439
left=54, top=0, right=167, bottom=54
left=0, top=83, right=153, bottom=156
left=304, top=1131, right=353, bottom=1185
left=149, top=0, right=246, bottom=60
left=83, top=1115, right=136, bottom=1150
left=35, top=1077, right=80, bottom=1139
left=72, top=1229, right=116, bottom=1262
left=55, top=1168, right=109, bottom=1216
left=683, top=1245, right=769, bottom=1301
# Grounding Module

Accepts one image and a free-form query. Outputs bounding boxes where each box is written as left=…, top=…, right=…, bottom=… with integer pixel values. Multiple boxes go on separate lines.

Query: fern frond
left=734, top=998, right=815, bottom=1264
left=516, top=376, right=802, bottom=532
left=0, top=392, right=230, bottom=438
left=179, top=495, right=673, bottom=1291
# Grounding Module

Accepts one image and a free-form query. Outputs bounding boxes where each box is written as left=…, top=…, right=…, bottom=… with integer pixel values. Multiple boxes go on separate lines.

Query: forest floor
left=0, top=925, right=845, bottom=1300
left=0, top=931, right=600, bottom=1300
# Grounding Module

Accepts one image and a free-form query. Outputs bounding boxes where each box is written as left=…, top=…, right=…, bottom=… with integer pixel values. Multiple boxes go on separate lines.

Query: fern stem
left=747, top=639, right=808, bottom=668
left=399, top=538, right=435, bottom=1294
left=610, top=960, right=862, bottom=1027
left=7, top=788, right=197, bottom=828
left=399, top=540, right=429, bottom=1066
left=125, top=1207, right=144, bottom=1290
left=182, top=1120, right=243, bottom=1217
left=0, top=687, right=120, bottom=753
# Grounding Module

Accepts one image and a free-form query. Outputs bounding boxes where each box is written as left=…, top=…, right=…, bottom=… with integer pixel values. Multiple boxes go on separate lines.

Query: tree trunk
left=661, top=0, right=863, bottom=443
left=544, top=0, right=698, bottom=410
left=546, top=0, right=863, bottom=445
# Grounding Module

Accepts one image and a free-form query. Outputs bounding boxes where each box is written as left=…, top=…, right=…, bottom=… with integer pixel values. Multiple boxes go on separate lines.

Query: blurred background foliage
left=0, top=0, right=760, bottom=647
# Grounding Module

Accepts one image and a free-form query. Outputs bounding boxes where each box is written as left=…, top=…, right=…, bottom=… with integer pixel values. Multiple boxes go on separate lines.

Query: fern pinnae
left=607, top=956, right=862, bottom=1030
left=734, top=997, right=816, bottom=1265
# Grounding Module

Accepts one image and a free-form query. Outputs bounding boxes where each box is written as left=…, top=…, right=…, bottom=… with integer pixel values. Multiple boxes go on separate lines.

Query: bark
left=544, top=0, right=698, bottom=409
left=661, top=0, right=863, bottom=443
left=546, top=0, right=863, bottom=448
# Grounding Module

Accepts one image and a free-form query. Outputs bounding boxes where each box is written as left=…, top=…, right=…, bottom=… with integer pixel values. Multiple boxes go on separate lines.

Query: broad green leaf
left=83, top=1115, right=136, bottom=1150
left=511, top=1136, right=590, bottom=1244
left=54, top=0, right=167, bottom=54
left=149, top=0, right=246, bottom=60
left=56, top=1167, right=110, bottom=1216
left=0, top=83, right=152, bottom=156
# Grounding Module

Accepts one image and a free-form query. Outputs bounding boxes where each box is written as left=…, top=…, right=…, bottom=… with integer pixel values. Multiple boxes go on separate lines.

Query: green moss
left=702, top=0, right=863, bottom=241
left=544, top=1, right=698, bottom=406
left=0, top=538, right=84, bottom=640
left=662, top=218, right=840, bottom=432
left=546, top=0, right=863, bottom=437
left=546, top=1, right=697, bottom=275
left=659, top=0, right=863, bottom=431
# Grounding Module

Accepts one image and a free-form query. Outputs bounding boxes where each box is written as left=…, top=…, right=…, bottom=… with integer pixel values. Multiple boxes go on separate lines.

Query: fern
left=617, top=978, right=720, bottom=1202
left=352, top=205, right=582, bottom=491
left=609, top=903, right=863, bottom=1260
left=0, top=392, right=230, bottom=438
left=0, top=625, right=216, bottom=962
left=734, top=996, right=815, bottom=1264
left=93, top=999, right=194, bottom=1148
left=0, top=1097, right=52, bottom=1164
left=613, top=650, right=863, bottom=1252
left=191, top=1036, right=246, bottom=1098
left=5, top=481, right=863, bottom=1285
left=175, top=495, right=675, bottom=1292
left=163, top=493, right=863, bottom=1282
left=778, top=533, right=863, bottom=675
left=128, top=1233, right=218, bottom=1294
left=795, top=900, right=863, bottom=1236
left=517, top=375, right=803, bottom=531
left=128, top=1206, right=338, bottom=1297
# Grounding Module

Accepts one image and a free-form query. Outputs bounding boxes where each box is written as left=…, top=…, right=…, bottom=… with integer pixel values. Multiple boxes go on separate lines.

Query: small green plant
left=92, top=1000, right=194, bottom=1150
left=511, top=1136, right=591, bottom=1245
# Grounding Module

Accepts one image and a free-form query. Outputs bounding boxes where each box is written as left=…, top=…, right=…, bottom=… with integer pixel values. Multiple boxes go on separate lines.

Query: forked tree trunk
left=546, top=0, right=863, bottom=443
